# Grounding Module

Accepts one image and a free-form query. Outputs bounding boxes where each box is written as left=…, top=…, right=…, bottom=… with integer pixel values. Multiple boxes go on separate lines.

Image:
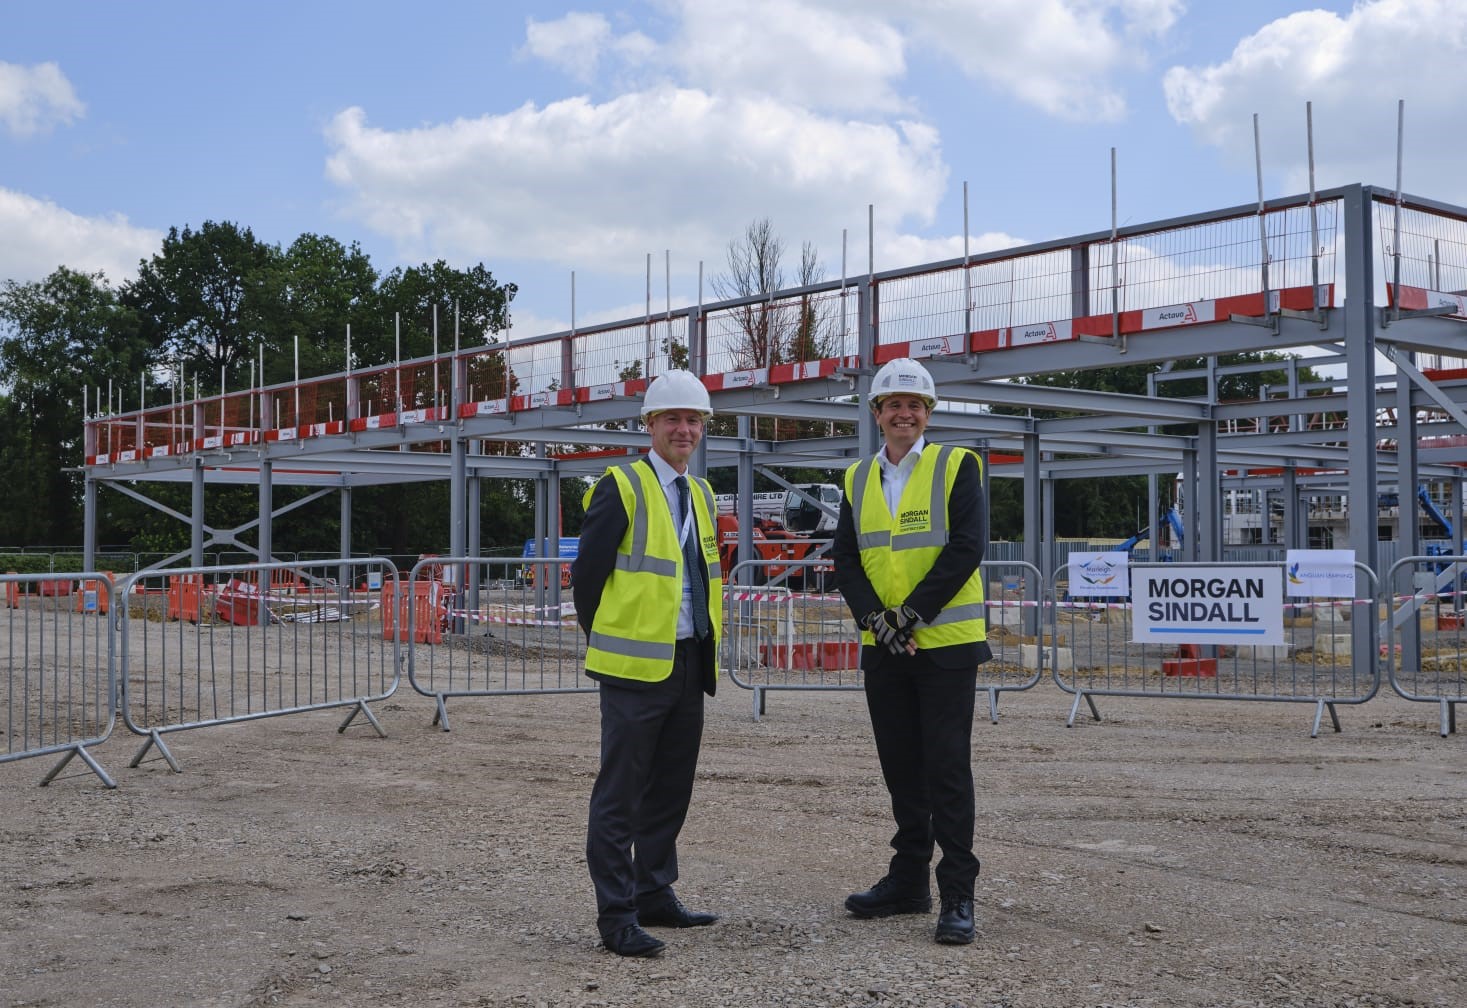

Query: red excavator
left=716, top=513, right=833, bottom=593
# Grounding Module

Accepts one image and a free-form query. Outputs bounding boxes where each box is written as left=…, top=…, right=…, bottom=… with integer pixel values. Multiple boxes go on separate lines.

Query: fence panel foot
left=338, top=700, right=386, bottom=737
left=129, top=729, right=181, bottom=773
left=1067, top=690, right=1101, bottom=727
left=1311, top=699, right=1341, bottom=738
left=432, top=695, right=452, bottom=733
left=39, top=745, right=117, bottom=789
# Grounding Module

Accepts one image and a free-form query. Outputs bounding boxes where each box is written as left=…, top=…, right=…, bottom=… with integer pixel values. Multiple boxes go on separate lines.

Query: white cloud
left=845, top=0, right=1182, bottom=121
left=1164, top=0, right=1467, bottom=202
left=504, top=305, right=569, bottom=341
left=0, top=188, right=160, bottom=284
left=0, top=61, right=85, bottom=136
left=324, top=90, right=945, bottom=276
left=880, top=231, right=1030, bottom=272
left=327, top=0, right=1183, bottom=329
left=523, top=12, right=656, bottom=84
left=669, top=0, right=908, bottom=115
left=525, top=1, right=1171, bottom=121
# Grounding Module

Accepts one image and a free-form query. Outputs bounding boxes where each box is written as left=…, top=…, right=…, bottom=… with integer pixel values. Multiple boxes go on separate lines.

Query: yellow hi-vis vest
left=582, top=461, right=723, bottom=683
left=844, top=443, right=987, bottom=649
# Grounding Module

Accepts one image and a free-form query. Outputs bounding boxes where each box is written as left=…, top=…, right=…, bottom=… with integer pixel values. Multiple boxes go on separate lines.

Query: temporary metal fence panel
left=1385, top=555, right=1467, bottom=736
left=1, top=572, right=117, bottom=787
left=723, top=559, right=1045, bottom=722
left=976, top=561, right=1050, bottom=721
left=722, top=559, right=860, bottom=721
left=1050, top=561, right=1380, bottom=737
left=116, top=558, right=400, bottom=772
left=403, top=556, right=592, bottom=731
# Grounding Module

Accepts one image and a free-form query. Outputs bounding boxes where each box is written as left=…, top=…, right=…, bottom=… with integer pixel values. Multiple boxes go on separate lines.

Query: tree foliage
left=122, top=222, right=279, bottom=382
left=0, top=268, right=147, bottom=544
left=273, top=233, right=380, bottom=384
left=0, top=223, right=535, bottom=558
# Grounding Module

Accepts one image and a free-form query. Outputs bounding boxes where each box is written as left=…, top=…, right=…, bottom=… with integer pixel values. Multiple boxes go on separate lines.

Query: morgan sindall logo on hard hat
left=871, top=358, right=937, bottom=404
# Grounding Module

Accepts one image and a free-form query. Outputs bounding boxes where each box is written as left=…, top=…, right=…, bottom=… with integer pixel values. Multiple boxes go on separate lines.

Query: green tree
left=0, top=267, right=148, bottom=544
left=367, top=260, right=518, bottom=411
left=122, top=221, right=280, bottom=383
left=274, top=233, right=380, bottom=383
left=371, top=260, right=516, bottom=359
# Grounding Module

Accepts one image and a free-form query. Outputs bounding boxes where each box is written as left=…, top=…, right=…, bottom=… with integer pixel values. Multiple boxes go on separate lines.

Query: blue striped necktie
left=677, top=476, right=711, bottom=640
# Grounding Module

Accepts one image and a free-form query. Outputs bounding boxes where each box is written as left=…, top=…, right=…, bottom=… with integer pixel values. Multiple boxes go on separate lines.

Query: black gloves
left=863, top=604, right=921, bottom=655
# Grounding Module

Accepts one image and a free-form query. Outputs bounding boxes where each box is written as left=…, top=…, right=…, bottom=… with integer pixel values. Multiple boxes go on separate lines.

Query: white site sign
left=1066, top=551, right=1131, bottom=597
left=1284, top=548, right=1356, bottom=598
left=1131, top=564, right=1285, bottom=646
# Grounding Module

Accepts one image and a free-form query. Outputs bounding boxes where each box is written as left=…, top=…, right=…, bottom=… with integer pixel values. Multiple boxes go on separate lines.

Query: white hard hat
left=640, top=369, right=713, bottom=419
left=870, top=357, right=937, bottom=408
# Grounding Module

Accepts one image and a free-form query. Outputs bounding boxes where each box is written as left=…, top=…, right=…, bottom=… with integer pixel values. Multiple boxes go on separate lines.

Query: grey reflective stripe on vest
left=850, top=460, right=890, bottom=548
left=929, top=602, right=986, bottom=627
left=615, top=553, right=678, bottom=577
left=890, top=445, right=953, bottom=552
left=588, top=630, right=676, bottom=662
left=850, top=460, right=874, bottom=527
left=625, top=467, right=650, bottom=562
left=612, top=461, right=677, bottom=577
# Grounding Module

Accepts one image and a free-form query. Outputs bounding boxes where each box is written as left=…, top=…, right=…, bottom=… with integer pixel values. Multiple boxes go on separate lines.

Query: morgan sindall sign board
left=1131, top=564, right=1285, bottom=646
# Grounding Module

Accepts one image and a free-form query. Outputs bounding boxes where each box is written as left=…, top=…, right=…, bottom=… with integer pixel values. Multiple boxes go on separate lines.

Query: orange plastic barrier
left=1163, top=642, right=1217, bottom=677
left=760, top=642, right=859, bottom=670
left=213, top=578, right=266, bottom=626
left=5, top=573, right=17, bottom=609
left=74, top=572, right=115, bottom=615
left=167, top=574, right=205, bottom=622
left=382, top=580, right=444, bottom=644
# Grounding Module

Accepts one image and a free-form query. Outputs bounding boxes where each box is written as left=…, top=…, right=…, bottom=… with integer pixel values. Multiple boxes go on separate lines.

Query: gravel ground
left=2, top=681, right=1464, bottom=1008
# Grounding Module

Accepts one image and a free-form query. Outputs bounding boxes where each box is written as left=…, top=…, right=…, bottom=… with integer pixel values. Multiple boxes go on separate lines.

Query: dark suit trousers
left=586, top=640, right=705, bottom=936
left=863, top=650, right=980, bottom=899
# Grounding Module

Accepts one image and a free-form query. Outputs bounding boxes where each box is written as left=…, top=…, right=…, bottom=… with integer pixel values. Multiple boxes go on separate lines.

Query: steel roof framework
left=79, top=184, right=1467, bottom=575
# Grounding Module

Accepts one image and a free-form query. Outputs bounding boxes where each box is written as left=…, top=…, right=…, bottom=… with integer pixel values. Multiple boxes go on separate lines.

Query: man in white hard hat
left=573, top=369, right=722, bottom=958
left=831, top=356, right=991, bottom=945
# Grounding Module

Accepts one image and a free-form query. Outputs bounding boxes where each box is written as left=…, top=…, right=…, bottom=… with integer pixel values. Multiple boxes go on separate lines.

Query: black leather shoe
left=844, top=875, right=932, bottom=918
left=602, top=923, right=666, bottom=957
left=934, top=897, right=976, bottom=944
left=638, top=897, right=719, bottom=928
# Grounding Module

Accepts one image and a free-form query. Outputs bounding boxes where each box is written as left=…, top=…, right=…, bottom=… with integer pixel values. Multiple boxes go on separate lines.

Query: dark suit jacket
left=831, top=447, right=993, bottom=672
left=572, top=458, right=718, bottom=696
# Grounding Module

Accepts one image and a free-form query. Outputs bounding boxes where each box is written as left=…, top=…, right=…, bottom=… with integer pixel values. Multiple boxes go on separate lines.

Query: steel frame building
left=80, top=183, right=1467, bottom=581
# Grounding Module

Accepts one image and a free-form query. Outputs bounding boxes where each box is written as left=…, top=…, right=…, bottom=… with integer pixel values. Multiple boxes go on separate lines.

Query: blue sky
left=4, top=0, right=1460, bottom=346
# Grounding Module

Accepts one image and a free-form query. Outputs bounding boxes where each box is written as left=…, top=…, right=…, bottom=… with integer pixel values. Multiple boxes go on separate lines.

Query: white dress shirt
left=876, top=436, right=927, bottom=517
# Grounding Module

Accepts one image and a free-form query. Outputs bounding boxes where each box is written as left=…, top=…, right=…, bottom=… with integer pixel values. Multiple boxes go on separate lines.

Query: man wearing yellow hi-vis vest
left=573, top=370, right=722, bottom=959
left=832, top=357, right=992, bottom=947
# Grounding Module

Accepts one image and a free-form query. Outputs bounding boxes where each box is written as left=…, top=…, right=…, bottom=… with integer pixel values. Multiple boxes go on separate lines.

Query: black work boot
left=934, top=896, right=976, bottom=944
left=844, top=875, right=932, bottom=918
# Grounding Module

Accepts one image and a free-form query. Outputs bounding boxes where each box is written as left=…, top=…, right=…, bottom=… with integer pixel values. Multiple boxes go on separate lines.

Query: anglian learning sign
left=1131, top=564, right=1285, bottom=646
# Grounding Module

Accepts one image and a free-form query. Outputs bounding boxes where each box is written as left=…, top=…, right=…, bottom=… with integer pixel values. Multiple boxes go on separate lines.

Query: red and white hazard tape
left=443, top=606, right=577, bottom=627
